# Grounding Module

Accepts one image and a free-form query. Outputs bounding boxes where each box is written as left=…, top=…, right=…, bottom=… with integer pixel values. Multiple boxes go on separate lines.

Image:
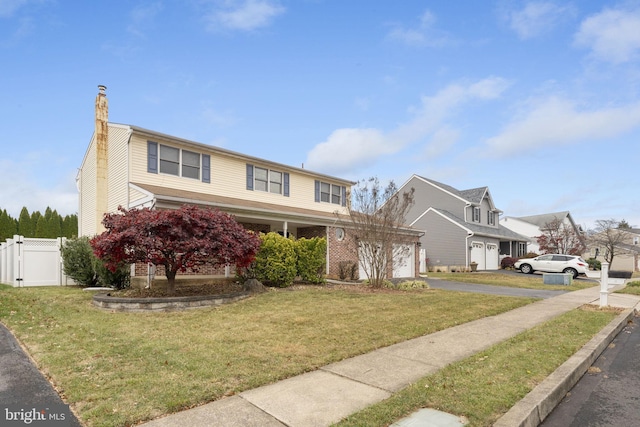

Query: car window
left=552, top=255, right=569, bottom=261
left=538, top=255, right=553, bottom=261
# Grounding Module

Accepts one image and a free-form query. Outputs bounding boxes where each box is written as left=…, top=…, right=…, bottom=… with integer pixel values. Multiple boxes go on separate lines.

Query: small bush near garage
left=249, top=232, right=297, bottom=287
left=295, top=237, right=327, bottom=284
left=500, top=257, right=517, bottom=269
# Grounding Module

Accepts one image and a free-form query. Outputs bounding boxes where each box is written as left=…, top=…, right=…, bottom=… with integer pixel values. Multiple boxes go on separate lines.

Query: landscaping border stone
left=92, top=291, right=251, bottom=312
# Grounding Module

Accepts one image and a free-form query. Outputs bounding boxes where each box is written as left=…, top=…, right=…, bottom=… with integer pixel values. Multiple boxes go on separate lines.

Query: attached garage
left=470, top=242, right=485, bottom=270
left=470, top=241, right=499, bottom=271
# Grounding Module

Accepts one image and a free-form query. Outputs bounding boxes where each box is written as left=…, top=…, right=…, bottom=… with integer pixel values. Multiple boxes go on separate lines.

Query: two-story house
left=78, top=86, right=420, bottom=282
left=395, top=175, right=529, bottom=272
left=500, top=211, right=584, bottom=255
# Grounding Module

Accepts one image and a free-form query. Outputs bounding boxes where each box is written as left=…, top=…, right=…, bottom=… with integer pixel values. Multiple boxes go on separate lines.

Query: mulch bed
left=110, top=281, right=244, bottom=298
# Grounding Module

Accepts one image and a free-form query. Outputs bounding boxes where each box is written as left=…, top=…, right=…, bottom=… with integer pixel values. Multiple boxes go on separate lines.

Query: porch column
left=283, top=221, right=288, bottom=238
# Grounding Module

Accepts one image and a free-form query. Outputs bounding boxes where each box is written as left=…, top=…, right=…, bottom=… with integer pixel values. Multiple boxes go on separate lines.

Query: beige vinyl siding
left=129, top=186, right=148, bottom=204
left=78, top=136, right=97, bottom=236
left=129, top=134, right=349, bottom=215
left=107, top=126, right=130, bottom=212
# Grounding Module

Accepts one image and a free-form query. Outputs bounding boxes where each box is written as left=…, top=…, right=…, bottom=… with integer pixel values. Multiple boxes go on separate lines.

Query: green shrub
left=95, top=260, right=131, bottom=290
left=626, top=281, right=640, bottom=287
left=587, top=258, right=602, bottom=270
left=338, top=261, right=358, bottom=281
left=250, top=233, right=297, bottom=287
left=295, top=237, right=326, bottom=284
left=61, top=237, right=100, bottom=287
left=61, top=237, right=130, bottom=289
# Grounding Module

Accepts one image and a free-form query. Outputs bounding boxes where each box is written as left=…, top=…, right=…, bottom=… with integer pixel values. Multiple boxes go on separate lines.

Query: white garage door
left=470, top=242, right=485, bottom=270
left=393, top=244, right=414, bottom=278
left=486, top=244, right=499, bottom=270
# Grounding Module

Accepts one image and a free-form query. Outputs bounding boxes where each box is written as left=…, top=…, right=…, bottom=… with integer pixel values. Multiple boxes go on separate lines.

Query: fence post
left=599, top=262, right=609, bottom=307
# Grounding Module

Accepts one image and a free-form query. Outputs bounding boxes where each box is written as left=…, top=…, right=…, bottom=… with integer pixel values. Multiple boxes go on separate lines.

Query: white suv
left=514, top=254, right=588, bottom=279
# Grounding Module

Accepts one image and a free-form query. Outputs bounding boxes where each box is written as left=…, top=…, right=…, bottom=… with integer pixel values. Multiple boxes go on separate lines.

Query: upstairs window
left=472, top=207, right=481, bottom=223
left=181, top=150, right=200, bottom=179
left=160, top=145, right=180, bottom=176
left=488, top=211, right=496, bottom=225
left=148, top=141, right=210, bottom=183
left=246, top=164, right=289, bottom=196
left=315, top=180, right=346, bottom=206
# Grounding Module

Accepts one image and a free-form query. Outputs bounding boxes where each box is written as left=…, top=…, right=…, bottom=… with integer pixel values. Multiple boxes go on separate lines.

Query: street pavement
left=540, top=311, right=640, bottom=427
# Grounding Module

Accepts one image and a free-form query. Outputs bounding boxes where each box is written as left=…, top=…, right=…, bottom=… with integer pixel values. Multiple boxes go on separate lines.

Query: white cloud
left=304, top=128, right=389, bottom=174
left=574, top=6, right=640, bottom=63
left=306, top=77, right=510, bottom=174
left=206, top=0, right=285, bottom=32
left=387, top=9, right=452, bottom=47
left=507, top=2, right=572, bottom=40
left=485, top=97, right=640, bottom=155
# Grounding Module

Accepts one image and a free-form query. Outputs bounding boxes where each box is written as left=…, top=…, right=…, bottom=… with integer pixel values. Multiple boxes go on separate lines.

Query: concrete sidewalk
left=140, top=286, right=640, bottom=427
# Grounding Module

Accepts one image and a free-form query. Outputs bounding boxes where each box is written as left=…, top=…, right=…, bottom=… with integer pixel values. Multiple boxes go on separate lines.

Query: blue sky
left=1, top=0, right=639, bottom=230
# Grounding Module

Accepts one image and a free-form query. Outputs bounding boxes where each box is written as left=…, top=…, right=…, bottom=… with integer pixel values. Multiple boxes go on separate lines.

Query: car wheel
left=563, top=268, right=578, bottom=279
left=520, top=264, right=533, bottom=274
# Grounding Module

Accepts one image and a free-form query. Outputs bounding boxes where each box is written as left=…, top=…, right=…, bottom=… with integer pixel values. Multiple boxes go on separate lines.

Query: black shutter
left=147, top=141, right=158, bottom=174
left=283, top=173, right=290, bottom=197
left=246, top=164, right=254, bottom=190
left=202, top=154, right=210, bottom=183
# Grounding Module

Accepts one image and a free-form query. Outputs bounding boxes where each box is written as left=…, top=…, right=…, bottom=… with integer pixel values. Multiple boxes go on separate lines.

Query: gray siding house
left=397, top=175, right=528, bottom=272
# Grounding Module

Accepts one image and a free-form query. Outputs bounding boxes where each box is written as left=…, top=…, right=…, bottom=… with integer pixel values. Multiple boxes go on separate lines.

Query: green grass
left=334, top=306, right=620, bottom=427
left=0, top=284, right=534, bottom=427
left=616, top=280, right=640, bottom=295
left=427, top=271, right=596, bottom=291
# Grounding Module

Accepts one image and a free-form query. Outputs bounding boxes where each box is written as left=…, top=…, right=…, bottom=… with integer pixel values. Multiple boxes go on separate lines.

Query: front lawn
left=0, top=284, right=534, bottom=427
left=427, top=271, right=596, bottom=291
left=335, top=305, right=620, bottom=427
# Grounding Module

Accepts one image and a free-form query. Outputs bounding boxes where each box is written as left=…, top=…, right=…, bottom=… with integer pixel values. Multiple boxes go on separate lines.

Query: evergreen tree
left=63, top=214, right=78, bottom=238
left=29, top=211, right=41, bottom=237
left=18, top=207, right=34, bottom=237
left=48, top=210, right=62, bottom=238
left=35, top=215, right=48, bottom=238
left=0, top=209, right=18, bottom=241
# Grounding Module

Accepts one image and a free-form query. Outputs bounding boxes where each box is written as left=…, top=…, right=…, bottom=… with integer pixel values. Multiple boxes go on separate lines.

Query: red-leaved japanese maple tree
left=91, top=205, right=261, bottom=294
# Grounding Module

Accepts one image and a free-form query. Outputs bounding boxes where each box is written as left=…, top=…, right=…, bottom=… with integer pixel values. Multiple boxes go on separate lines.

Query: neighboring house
left=500, top=211, right=584, bottom=255
left=396, top=175, right=529, bottom=272
left=77, top=86, right=419, bottom=281
left=587, top=228, right=640, bottom=272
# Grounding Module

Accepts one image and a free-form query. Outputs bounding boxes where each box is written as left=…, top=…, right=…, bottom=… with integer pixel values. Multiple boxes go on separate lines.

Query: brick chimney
left=95, top=85, right=108, bottom=232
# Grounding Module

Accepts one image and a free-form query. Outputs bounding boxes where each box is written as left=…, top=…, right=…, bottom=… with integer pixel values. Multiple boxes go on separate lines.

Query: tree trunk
left=166, top=269, right=177, bottom=295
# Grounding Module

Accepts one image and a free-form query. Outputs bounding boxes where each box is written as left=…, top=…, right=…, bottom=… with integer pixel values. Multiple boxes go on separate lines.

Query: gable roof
left=514, top=211, right=572, bottom=227
left=119, top=122, right=356, bottom=187
left=428, top=208, right=529, bottom=242
left=413, top=175, right=501, bottom=211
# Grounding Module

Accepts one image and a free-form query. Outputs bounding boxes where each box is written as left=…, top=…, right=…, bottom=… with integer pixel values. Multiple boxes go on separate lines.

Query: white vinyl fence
left=0, top=235, right=71, bottom=287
